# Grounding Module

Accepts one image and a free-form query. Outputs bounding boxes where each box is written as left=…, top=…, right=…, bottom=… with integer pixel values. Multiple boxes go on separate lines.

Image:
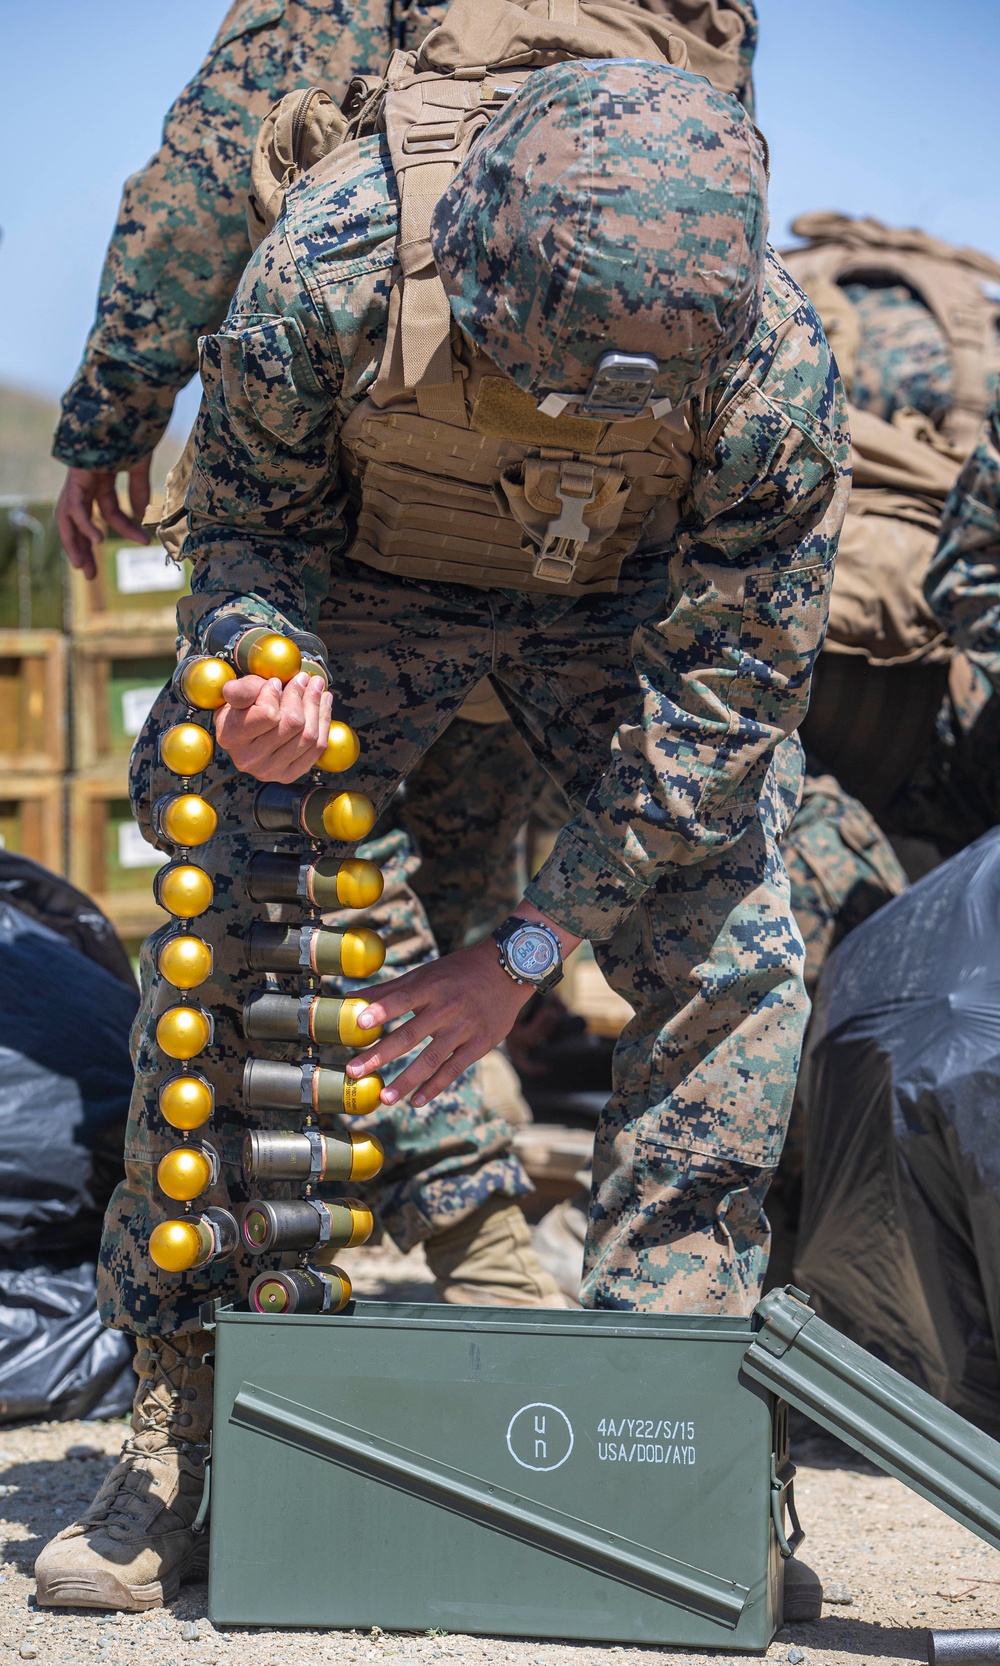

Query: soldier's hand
left=214, top=670, right=333, bottom=782
left=344, top=939, right=538, bottom=1109
left=56, top=462, right=152, bottom=580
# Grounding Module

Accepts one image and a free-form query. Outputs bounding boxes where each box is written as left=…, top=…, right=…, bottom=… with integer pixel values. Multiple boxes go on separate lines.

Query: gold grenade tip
left=157, top=935, right=213, bottom=990
left=338, top=996, right=382, bottom=1048
left=156, top=1005, right=211, bottom=1061
left=149, top=1217, right=210, bottom=1273
left=343, top=1071, right=385, bottom=1116
left=322, top=791, right=376, bottom=843
left=246, top=632, right=302, bottom=683
left=159, top=1075, right=213, bottom=1130
left=157, top=1146, right=214, bottom=1203
left=160, top=722, right=214, bottom=777
left=158, top=863, right=214, bottom=919
left=349, top=1133, right=384, bottom=1183
left=180, top=657, right=233, bottom=711
left=317, top=721, right=360, bottom=774
left=339, top=928, right=386, bottom=980
left=335, top=858, right=384, bottom=909
left=160, top=794, right=218, bottom=848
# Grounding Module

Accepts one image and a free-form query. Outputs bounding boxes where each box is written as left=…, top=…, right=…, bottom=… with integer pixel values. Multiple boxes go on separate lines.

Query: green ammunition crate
left=71, top=636, right=175, bottom=768
left=210, top=1303, right=788, bottom=1646
left=209, top=1288, right=1000, bottom=1647
left=68, top=538, right=190, bottom=637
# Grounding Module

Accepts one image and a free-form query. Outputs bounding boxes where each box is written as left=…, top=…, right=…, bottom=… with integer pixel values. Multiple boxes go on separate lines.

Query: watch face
left=508, top=925, right=558, bottom=980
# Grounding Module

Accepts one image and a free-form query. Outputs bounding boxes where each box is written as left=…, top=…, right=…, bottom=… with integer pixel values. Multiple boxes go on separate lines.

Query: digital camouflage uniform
left=53, top=0, right=763, bottom=1336
left=164, top=53, right=848, bottom=1313
left=896, top=393, right=1000, bottom=854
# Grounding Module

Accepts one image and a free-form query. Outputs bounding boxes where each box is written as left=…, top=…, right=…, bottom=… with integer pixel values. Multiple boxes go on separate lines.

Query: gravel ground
left=1, top=1249, right=997, bottom=1666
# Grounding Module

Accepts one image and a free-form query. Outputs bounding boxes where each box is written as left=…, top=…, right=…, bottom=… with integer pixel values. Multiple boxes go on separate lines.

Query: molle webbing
left=341, top=383, right=694, bottom=594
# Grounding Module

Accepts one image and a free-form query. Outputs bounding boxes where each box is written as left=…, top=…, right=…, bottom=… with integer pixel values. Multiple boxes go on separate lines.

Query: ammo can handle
left=231, top=1383, right=750, bottom=1628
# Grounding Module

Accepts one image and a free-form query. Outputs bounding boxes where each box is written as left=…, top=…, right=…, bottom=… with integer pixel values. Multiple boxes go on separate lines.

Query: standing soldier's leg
left=404, top=709, right=547, bottom=952
left=586, top=751, right=809, bottom=1312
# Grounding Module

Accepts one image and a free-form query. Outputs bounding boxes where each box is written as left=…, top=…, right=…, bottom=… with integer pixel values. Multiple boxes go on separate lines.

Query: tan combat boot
left=425, top=1197, right=578, bottom=1307
left=35, top=1332, right=213, bottom=1610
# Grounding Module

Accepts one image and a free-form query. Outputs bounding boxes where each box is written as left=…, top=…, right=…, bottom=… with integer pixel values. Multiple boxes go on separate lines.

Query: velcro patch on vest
left=471, top=376, right=604, bottom=451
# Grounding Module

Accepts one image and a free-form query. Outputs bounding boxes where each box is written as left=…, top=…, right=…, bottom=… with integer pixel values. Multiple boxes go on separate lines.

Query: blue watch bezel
left=493, top=916, right=563, bottom=993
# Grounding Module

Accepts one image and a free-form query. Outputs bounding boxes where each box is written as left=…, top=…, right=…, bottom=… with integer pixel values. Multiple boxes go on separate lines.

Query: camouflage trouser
left=885, top=657, right=1000, bottom=859
left=170, top=549, right=808, bottom=1314
left=784, top=769, right=908, bottom=1000
left=98, top=707, right=531, bottom=1338
left=404, top=716, right=543, bottom=953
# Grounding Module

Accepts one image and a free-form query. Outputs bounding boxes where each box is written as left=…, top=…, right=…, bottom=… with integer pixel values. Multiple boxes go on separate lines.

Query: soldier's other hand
left=56, top=463, right=152, bottom=581
left=344, top=939, right=537, bottom=1110
left=214, top=671, right=333, bottom=782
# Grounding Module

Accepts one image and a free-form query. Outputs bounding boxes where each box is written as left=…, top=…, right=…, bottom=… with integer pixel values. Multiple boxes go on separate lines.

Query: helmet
left=431, top=58, right=769, bottom=410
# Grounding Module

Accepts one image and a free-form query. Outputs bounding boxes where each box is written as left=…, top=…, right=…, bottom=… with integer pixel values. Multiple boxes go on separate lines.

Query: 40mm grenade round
left=242, top=992, right=381, bottom=1048
left=244, top=921, right=385, bottom=979
left=242, top=1197, right=373, bottom=1255
left=249, top=1266, right=352, bottom=1315
left=243, top=1128, right=383, bottom=1185
left=160, top=722, right=214, bottom=777
left=155, top=862, right=214, bottom=918
left=149, top=1207, right=238, bottom=1272
left=246, top=851, right=383, bottom=910
left=242, top=1057, right=384, bottom=1118
left=159, top=1074, right=214, bottom=1130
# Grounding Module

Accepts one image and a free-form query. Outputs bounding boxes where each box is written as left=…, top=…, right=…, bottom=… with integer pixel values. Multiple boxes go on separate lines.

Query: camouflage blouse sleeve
left=51, top=0, right=395, bottom=473
left=924, top=395, right=1000, bottom=691
left=526, top=268, right=851, bottom=941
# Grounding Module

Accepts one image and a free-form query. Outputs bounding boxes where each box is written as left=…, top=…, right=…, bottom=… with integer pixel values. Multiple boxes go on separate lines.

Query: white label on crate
left=118, top=821, right=167, bottom=870
left=121, top=686, right=161, bottom=736
left=115, top=544, right=185, bottom=595
left=595, top=1416, right=696, bottom=1465
left=506, top=1403, right=574, bottom=1472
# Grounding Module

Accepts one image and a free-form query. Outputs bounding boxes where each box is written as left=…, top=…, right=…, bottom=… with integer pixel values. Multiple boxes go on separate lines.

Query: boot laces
left=77, top=1346, right=207, bottom=1536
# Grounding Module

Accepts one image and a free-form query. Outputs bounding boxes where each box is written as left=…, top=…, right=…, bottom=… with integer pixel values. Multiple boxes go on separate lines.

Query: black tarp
left=796, top=827, right=1000, bottom=1436
left=0, top=856, right=137, bottom=1421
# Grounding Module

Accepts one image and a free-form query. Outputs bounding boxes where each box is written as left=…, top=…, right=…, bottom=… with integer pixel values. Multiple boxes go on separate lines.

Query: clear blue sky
left=1, top=0, right=997, bottom=447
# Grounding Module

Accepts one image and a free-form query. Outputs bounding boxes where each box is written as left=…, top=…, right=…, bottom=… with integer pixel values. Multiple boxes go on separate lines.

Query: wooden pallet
left=0, top=774, right=64, bottom=872
left=71, top=632, right=177, bottom=769
left=0, top=629, right=66, bottom=773
left=67, top=766, right=169, bottom=937
left=67, top=535, right=189, bottom=638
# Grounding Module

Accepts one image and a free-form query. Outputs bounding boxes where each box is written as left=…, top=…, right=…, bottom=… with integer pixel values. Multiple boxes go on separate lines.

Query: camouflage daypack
left=785, top=212, right=1000, bottom=454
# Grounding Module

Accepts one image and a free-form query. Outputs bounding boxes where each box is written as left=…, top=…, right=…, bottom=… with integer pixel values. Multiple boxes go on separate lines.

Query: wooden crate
left=71, top=633, right=177, bottom=769
left=67, top=767, right=169, bottom=937
left=0, top=503, right=66, bottom=632
left=67, top=536, right=190, bottom=638
left=0, top=630, right=66, bottom=772
left=0, top=774, right=64, bottom=873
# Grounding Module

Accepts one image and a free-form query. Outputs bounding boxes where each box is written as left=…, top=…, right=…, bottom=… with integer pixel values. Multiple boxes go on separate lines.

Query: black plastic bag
left=0, top=874, right=137, bottom=1420
left=796, top=827, right=1000, bottom=1435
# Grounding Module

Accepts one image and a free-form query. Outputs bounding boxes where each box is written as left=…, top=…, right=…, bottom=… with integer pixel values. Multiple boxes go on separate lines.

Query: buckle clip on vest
left=533, top=461, right=602, bottom=585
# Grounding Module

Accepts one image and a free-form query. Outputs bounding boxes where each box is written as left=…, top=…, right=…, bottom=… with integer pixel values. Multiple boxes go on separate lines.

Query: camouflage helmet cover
left=431, top=59, right=769, bottom=408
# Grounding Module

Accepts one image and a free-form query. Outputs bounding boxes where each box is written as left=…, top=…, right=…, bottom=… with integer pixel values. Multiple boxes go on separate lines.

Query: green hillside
left=0, top=382, right=185, bottom=503
left=0, top=384, right=64, bottom=499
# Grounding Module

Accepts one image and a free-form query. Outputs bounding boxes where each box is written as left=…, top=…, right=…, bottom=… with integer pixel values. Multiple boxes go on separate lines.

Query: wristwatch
left=492, top=915, right=563, bottom=993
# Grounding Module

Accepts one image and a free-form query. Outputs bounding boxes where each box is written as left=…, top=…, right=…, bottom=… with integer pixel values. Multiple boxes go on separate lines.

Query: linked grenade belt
left=147, top=619, right=389, bottom=1316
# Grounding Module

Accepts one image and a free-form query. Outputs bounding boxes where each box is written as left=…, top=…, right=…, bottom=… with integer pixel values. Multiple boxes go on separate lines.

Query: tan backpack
left=784, top=212, right=1000, bottom=454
